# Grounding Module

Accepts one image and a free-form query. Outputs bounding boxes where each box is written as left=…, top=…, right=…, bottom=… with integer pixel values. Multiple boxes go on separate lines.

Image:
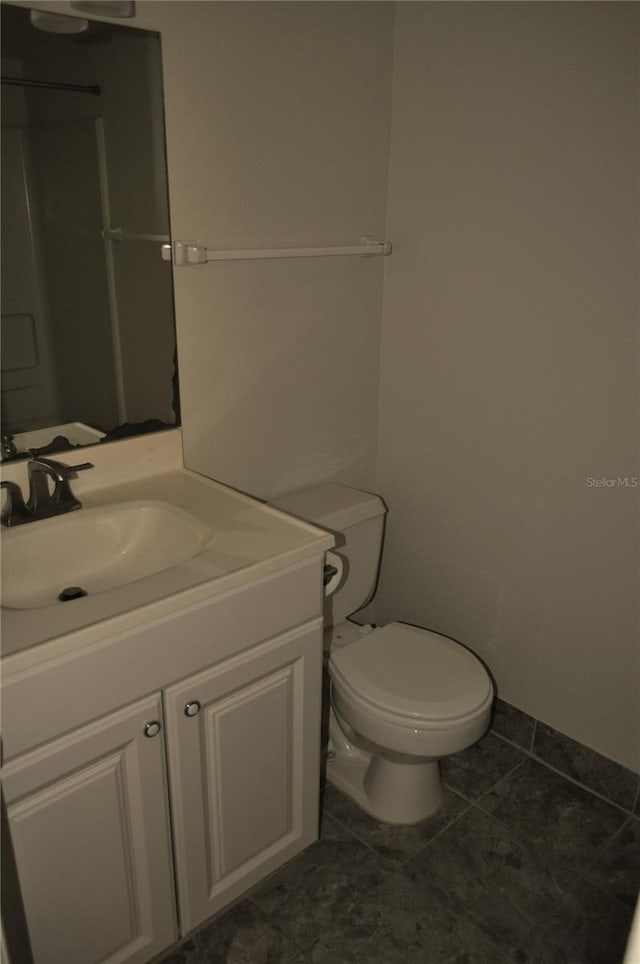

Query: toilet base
left=327, top=709, right=444, bottom=825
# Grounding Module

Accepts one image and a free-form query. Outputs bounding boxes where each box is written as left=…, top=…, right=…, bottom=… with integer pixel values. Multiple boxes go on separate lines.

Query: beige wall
left=10, top=0, right=393, bottom=493
left=144, top=0, right=394, bottom=499
left=375, top=2, right=639, bottom=770
left=27, top=0, right=395, bottom=497
left=12, top=1, right=638, bottom=770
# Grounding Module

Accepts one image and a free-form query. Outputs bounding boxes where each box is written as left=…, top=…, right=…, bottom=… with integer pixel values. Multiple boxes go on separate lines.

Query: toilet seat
left=329, top=621, right=492, bottom=728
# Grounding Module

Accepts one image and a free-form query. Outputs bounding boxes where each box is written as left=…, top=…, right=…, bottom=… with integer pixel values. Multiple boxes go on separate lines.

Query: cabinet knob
left=184, top=700, right=201, bottom=718
left=143, top=720, right=162, bottom=738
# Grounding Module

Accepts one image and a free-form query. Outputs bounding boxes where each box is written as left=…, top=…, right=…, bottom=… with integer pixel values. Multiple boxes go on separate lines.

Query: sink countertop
left=1, top=432, right=334, bottom=675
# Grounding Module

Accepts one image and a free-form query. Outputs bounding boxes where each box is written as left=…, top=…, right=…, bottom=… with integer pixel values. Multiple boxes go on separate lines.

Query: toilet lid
left=330, top=622, right=492, bottom=723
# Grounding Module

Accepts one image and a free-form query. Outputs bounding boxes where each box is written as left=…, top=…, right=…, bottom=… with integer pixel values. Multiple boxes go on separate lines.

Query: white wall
left=12, top=1, right=638, bottom=771
left=7, top=0, right=393, bottom=497
left=144, top=0, right=395, bottom=499
left=375, top=2, right=639, bottom=770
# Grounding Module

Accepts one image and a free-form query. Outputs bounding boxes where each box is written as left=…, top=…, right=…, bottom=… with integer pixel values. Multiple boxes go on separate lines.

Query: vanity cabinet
left=165, top=621, right=322, bottom=933
left=1, top=695, right=177, bottom=964
left=1, top=558, right=326, bottom=964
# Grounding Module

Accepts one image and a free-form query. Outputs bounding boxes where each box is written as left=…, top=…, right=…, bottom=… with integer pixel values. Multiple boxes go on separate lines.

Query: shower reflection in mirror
left=1, top=4, right=179, bottom=461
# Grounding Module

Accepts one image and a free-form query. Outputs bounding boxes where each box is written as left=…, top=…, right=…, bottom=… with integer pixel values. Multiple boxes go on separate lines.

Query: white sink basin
left=1, top=500, right=213, bottom=610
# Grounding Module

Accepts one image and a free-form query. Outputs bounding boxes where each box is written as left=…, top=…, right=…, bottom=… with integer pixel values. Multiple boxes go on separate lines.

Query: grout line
left=470, top=754, right=530, bottom=806
left=441, top=780, right=475, bottom=805
left=464, top=794, right=580, bottom=905
left=466, top=797, right=574, bottom=901
left=445, top=784, right=475, bottom=804
left=399, top=796, right=476, bottom=864
left=529, top=718, right=537, bottom=754
left=323, top=784, right=476, bottom=869
left=567, top=823, right=640, bottom=923
left=489, top=729, right=531, bottom=756
left=573, top=813, right=635, bottom=886
left=246, top=879, right=318, bottom=960
left=440, top=739, right=530, bottom=808
left=526, top=752, right=635, bottom=817
left=575, top=872, right=639, bottom=914
left=251, top=902, right=314, bottom=962
left=441, top=748, right=531, bottom=809
left=319, top=805, right=396, bottom=867
left=491, top=727, right=637, bottom=817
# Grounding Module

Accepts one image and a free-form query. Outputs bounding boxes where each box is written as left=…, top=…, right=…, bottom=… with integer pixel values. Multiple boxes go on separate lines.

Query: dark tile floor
left=159, top=731, right=638, bottom=964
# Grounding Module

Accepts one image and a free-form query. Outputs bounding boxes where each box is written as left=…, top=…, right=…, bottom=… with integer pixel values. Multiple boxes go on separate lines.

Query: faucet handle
left=1, top=480, right=31, bottom=527
left=28, top=457, right=94, bottom=479
left=64, top=462, right=94, bottom=475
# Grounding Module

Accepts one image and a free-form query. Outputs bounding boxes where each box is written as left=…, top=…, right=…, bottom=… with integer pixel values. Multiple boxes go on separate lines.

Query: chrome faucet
left=1, top=457, right=94, bottom=527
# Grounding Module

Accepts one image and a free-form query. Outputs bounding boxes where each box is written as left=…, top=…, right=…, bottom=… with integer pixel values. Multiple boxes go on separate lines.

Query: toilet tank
left=271, top=484, right=386, bottom=626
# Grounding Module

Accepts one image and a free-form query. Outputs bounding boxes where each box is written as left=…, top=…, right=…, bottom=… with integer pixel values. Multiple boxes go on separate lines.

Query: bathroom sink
left=1, top=500, right=213, bottom=610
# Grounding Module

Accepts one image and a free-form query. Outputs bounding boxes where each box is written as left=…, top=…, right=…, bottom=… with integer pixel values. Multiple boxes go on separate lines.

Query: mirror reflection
left=1, top=4, right=178, bottom=460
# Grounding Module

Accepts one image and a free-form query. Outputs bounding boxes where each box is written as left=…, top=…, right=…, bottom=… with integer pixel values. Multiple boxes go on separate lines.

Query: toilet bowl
left=270, top=483, right=494, bottom=825
left=328, top=620, right=493, bottom=823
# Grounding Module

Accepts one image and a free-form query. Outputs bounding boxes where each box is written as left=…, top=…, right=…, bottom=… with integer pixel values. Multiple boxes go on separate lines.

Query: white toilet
left=272, top=483, right=494, bottom=825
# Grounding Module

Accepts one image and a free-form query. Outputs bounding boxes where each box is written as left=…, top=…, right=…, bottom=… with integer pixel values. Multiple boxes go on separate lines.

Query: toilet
left=271, top=483, right=494, bottom=825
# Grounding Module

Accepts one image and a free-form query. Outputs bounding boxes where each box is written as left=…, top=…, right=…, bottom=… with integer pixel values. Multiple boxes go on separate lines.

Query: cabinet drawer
left=2, top=556, right=324, bottom=760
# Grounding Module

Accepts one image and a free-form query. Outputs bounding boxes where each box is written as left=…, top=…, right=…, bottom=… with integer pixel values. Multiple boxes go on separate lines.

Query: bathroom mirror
left=0, top=4, right=178, bottom=459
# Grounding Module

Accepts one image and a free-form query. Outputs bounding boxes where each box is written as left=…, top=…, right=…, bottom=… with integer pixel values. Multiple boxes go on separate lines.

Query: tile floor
left=159, top=730, right=638, bottom=964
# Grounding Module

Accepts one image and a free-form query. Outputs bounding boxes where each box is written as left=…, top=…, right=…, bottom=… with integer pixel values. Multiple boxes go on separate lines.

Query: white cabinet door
left=2, top=695, right=177, bottom=964
left=164, top=619, right=323, bottom=933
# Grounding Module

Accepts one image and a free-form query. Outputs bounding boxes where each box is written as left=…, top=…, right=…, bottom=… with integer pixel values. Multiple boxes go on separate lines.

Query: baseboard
left=491, top=698, right=639, bottom=816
